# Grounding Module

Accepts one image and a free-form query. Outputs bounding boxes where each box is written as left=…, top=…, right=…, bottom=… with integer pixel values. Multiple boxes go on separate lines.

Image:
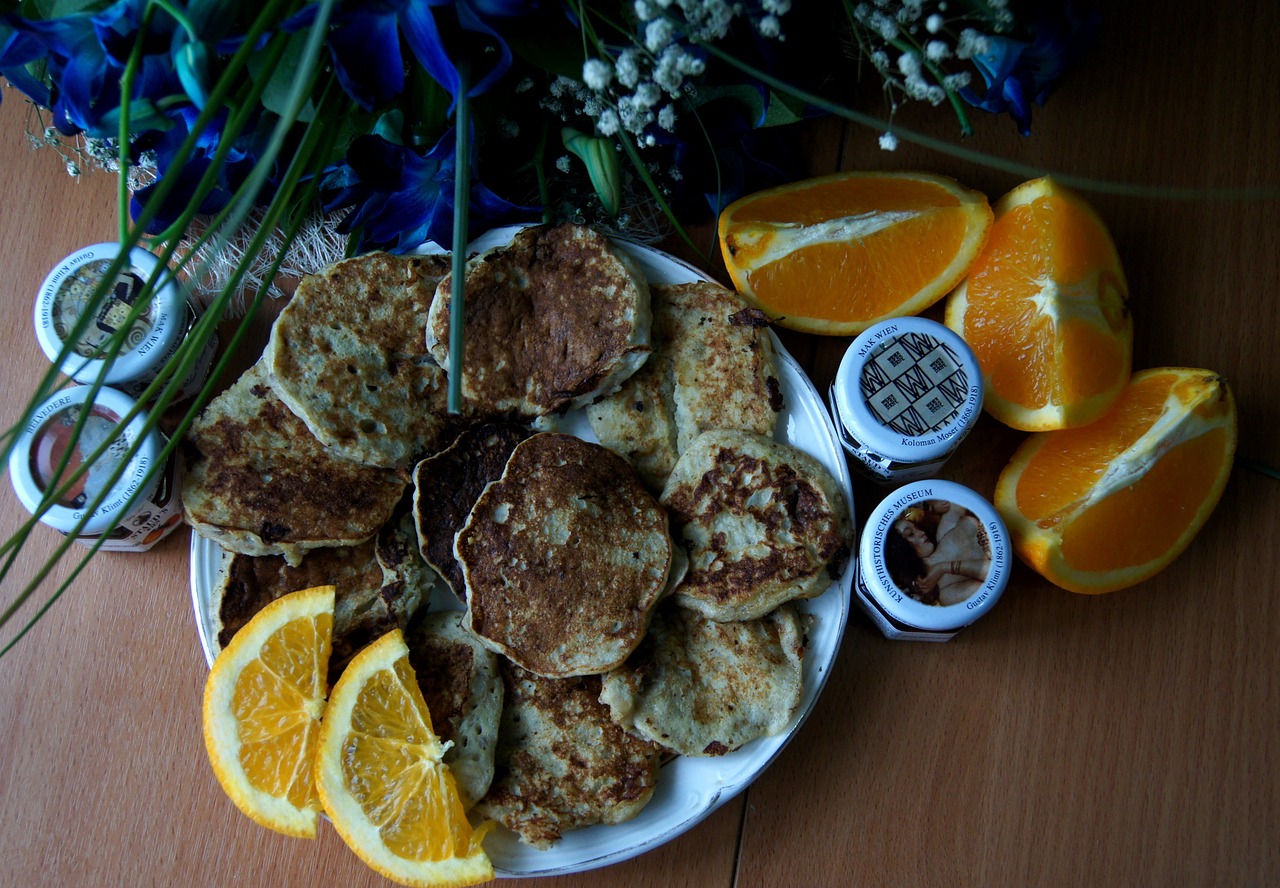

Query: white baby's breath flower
left=871, top=11, right=897, bottom=40
left=956, top=28, right=989, bottom=59
left=635, top=0, right=657, bottom=19
left=943, top=71, right=972, bottom=90
left=897, top=51, right=921, bottom=77
left=925, top=85, right=946, bottom=105
left=925, top=40, right=950, bottom=62
left=658, top=104, right=677, bottom=130
left=645, top=18, right=675, bottom=52
left=583, top=59, right=613, bottom=91
left=879, top=132, right=899, bottom=151
left=616, top=49, right=643, bottom=89
left=926, top=13, right=943, bottom=33
left=597, top=108, right=621, bottom=136
left=555, top=154, right=573, bottom=173
left=758, top=14, right=782, bottom=38
left=762, top=0, right=790, bottom=14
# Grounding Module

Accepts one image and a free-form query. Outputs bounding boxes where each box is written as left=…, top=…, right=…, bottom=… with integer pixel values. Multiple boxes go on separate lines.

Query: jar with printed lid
left=830, top=317, right=983, bottom=484
left=855, top=479, right=1010, bottom=641
left=8, top=386, right=184, bottom=552
left=34, top=243, right=217, bottom=402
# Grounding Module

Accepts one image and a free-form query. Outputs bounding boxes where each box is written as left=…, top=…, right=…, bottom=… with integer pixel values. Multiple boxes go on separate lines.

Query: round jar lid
left=33, top=243, right=184, bottom=387
left=859, top=479, right=1010, bottom=632
left=833, top=317, right=983, bottom=465
left=8, top=386, right=163, bottom=536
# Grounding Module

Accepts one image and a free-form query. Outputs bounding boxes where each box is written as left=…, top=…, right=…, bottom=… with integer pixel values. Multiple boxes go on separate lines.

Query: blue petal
left=327, top=9, right=405, bottom=110
left=401, top=2, right=460, bottom=99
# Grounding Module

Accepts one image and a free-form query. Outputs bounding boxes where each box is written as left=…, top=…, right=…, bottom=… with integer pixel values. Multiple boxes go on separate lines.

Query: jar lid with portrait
left=856, top=479, right=1010, bottom=640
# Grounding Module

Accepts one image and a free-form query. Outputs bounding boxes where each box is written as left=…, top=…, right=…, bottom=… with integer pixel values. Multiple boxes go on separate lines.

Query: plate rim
left=188, top=226, right=856, bottom=877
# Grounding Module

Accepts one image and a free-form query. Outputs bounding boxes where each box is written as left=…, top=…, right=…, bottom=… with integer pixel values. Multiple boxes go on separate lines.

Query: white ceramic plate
left=189, top=227, right=856, bottom=877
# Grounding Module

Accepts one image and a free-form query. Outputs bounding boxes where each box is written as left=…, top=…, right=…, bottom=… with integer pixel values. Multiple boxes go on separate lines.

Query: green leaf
left=562, top=127, right=621, bottom=217
left=690, top=83, right=766, bottom=121
left=761, top=90, right=810, bottom=127
left=250, top=31, right=319, bottom=122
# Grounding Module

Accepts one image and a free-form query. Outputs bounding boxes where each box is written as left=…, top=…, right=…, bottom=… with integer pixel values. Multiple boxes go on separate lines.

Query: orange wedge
left=945, top=177, right=1132, bottom=430
left=995, top=368, right=1236, bottom=594
left=315, top=629, right=493, bottom=887
left=202, top=585, right=335, bottom=838
left=718, top=171, right=993, bottom=334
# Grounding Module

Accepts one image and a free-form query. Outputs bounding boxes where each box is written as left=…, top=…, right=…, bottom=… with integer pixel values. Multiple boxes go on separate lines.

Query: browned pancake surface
left=412, top=422, right=531, bottom=599
left=456, top=433, right=671, bottom=677
left=427, top=223, right=650, bottom=417
left=267, top=252, right=452, bottom=467
left=475, top=663, right=662, bottom=848
left=182, top=362, right=408, bottom=565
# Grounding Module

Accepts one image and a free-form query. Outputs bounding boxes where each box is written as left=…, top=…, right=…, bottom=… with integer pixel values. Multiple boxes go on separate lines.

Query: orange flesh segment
left=232, top=613, right=330, bottom=809
left=1015, top=371, right=1183, bottom=521
left=342, top=656, right=471, bottom=862
left=1058, top=427, right=1229, bottom=571
left=743, top=209, right=972, bottom=320
left=961, top=191, right=1128, bottom=411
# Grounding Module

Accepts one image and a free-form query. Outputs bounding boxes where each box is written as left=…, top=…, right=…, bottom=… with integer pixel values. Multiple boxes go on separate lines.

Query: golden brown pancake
left=474, top=662, right=662, bottom=848
left=425, top=223, right=651, bottom=418
left=455, top=433, right=672, bottom=677
left=411, top=421, right=531, bottom=600
left=266, top=252, right=452, bottom=468
left=600, top=602, right=806, bottom=756
left=661, top=429, right=851, bottom=621
left=589, top=280, right=782, bottom=491
left=212, top=511, right=433, bottom=685
left=182, top=361, right=408, bottom=566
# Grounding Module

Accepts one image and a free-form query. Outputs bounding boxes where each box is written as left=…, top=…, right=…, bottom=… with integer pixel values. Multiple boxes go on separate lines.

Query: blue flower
left=130, top=106, right=262, bottom=233
left=305, top=0, right=539, bottom=112
left=0, top=1, right=182, bottom=137
left=961, top=7, right=1099, bottom=135
left=321, top=128, right=536, bottom=253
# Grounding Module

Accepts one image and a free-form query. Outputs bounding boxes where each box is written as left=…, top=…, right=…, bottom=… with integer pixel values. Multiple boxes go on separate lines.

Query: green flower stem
left=148, top=0, right=200, bottom=42
left=448, top=60, right=471, bottom=415
left=0, top=0, right=301, bottom=474
left=118, top=4, right=156, bottom=242
left=533, top=119, right=552, bottom=223
left=0, top=172, right=325, bottom=659
left=0, top=0, right=341, bottom=652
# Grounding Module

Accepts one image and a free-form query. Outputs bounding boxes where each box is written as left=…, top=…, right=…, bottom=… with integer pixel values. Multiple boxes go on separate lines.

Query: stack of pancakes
left=185, top=223, right=852, bottom=850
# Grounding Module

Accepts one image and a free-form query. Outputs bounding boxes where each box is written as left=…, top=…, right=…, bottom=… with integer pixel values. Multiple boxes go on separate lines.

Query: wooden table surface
left=1, top=5, right=1277, bottom=886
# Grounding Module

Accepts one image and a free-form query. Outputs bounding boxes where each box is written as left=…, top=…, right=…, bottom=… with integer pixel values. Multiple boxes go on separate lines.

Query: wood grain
left=2, top=2, right=1278, bottom=885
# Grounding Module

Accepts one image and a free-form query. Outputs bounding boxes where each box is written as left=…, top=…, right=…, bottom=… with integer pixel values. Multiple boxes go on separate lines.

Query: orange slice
left=718, top=171, right=993, bottom=334
left=995, top=368, right=1236, bottom=593
left=315, top=629, right=493, bottom=887
left=945, top=176, right=1132, bottom=430
left=202, top=585, right=335, bottom=838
